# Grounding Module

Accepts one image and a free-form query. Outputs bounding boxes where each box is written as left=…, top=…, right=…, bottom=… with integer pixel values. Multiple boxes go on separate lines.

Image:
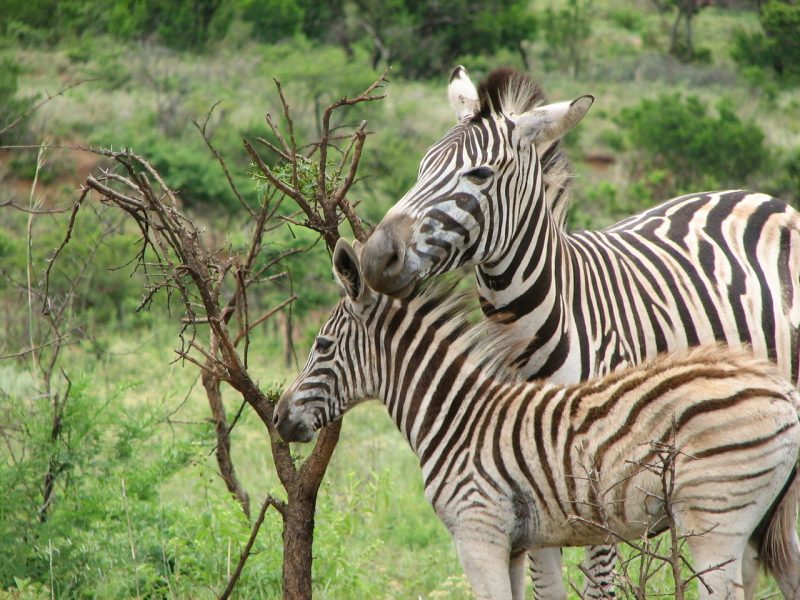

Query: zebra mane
left=475, top=67, right=574, bottom=229
left=397, top=278, right=526, bottom=383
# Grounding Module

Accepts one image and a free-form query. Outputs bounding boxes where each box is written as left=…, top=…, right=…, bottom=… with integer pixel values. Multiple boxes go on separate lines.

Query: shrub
left=731, top=0, right=800, bottom=83
left=0, top=57, right=33, bottom=145
left=619, top=94, right=765, bottom=192
left=240, top=0, right=304, bottom=42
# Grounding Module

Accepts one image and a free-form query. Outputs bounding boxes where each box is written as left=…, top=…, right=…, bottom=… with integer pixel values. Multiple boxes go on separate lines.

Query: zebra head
left=361, top=66, right=593, bottom=297
left=274, top=239, right=377, bottom=443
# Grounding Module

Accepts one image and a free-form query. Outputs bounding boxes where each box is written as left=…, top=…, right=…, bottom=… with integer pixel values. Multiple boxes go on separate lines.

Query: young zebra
left=274, top=239, right=800, bottom=600
left=359, top=66, right=800, bottom=598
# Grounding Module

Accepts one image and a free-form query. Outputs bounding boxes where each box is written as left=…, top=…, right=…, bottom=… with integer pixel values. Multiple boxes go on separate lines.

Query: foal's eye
left=464, top=166, right=493, bottom=184
left=314, top=337, right=334, bottom=354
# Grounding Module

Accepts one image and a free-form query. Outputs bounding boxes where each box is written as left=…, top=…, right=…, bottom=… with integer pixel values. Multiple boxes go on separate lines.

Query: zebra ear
left=351, top=239, right=364, bottom=259
left=448, top=66, right=479, bottom=121
left=515, top=95, right=594, bottom=146
left=333, top=238, right=372, bottom=306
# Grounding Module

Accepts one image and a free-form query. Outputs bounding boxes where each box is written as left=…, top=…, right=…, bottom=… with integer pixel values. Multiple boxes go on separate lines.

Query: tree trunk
left=281, top=490, right=317, bottom=599
left=203, top=366, right=251, bottom=519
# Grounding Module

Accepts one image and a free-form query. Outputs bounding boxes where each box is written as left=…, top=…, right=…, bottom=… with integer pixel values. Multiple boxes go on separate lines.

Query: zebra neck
left=375, top=307, right=501, bottom=457
left=475, top=174, right=573, bottom=313
left=473, top=184, right=575, bottom=379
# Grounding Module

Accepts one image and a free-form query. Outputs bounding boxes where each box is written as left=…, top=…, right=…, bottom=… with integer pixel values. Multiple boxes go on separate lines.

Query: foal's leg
left=582, top=544, right=618, bottom=598
left=455, top=532, right=514, bottom=600
left=528, top=548, right=567, bottom=600
left=510, top=550, right=527, bottom=600
left=741, top=541, right=759, bottom=600
left=683, top=532, right=746, bottom=600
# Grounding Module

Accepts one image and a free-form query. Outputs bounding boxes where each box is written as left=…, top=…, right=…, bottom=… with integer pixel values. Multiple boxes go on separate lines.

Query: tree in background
left=647, top=0, right=712, bottom=62
left=349, top=0, right=536, bottom=77
left=542, top=0, right=592, bottom=77
left=732, top=0, right=800, bottom=83
left=0, top=0, right=535, bottom=70
left=0, top=0, right=233, bottom=49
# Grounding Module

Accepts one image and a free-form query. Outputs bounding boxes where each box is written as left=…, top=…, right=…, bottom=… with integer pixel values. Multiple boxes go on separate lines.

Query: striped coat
left=359, top=67, right=800, bottom=598
left=274, top=239, right=800, bottom=600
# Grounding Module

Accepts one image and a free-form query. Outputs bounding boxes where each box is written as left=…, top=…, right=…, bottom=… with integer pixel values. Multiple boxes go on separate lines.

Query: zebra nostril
left=273, top=405, right=285, bottom=430
left=383, top=239, right=406, bottom=276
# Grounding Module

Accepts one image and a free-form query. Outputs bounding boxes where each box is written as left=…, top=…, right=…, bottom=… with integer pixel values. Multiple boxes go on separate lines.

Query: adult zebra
left=359, top=66, right=800, bottom=599
left=274, top=239, right=800, bottom=600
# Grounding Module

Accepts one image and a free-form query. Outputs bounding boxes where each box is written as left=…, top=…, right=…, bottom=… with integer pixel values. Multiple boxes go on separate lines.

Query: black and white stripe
left=275, top=240, right=800, bottom=600
left=360, top=67, right=800, bottom=598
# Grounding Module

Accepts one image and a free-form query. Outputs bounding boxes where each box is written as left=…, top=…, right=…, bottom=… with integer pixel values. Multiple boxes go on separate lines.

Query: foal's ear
left=515, top=95, right=594, bottom=146
left=333, top=238, right=372, bottom=306
left=448, top=65, right=479, bottom=121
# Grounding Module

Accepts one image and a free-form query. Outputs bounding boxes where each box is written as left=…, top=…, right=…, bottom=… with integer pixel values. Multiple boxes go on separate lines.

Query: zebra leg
left=454, top=533, right=514, bottom=600
left=741, top=541, right=759, bottom=600
left=510, top=550, right=527, bottom=600
left=528, top=547, right=567, bottom=600
left=582, top=543, right=618, bottom=598
left=683, top=534, right=746, bottom=600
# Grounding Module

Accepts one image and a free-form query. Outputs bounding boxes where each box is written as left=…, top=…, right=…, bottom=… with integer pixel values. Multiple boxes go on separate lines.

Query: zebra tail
left=760, top=465, right=800, bottom=576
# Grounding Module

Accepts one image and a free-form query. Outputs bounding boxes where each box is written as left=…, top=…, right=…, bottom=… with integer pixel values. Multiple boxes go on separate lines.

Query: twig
left=0, top=78, right=97, bottom=137
left=192, top=102, right=255, bottom=218
left=0, top=200, right=71, bottom=214
left=0, top=336, right=68, bottom=360
left=44, top=187, right=90, bottom=311
left=233, top=295, right=297, bottom=346
left=218, top=494, right=287, bottom=600
left=316, top=67, right=390, bottom=217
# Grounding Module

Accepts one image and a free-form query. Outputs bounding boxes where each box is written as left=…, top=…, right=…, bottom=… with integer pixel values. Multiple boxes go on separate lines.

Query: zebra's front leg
left=454, top=532, right=515, bottom=600
left=528, top=547, right=567, bottom=600
left=582, top=543, right=618, bottom=598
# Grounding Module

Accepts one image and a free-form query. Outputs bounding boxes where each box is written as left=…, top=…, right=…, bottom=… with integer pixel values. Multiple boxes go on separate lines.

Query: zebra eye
left=314, top=336, right=334, bottom=355
left=464, top=166, right=493, bottom=184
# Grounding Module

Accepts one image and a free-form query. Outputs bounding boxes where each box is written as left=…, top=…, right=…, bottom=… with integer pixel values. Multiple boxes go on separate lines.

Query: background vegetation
left=1, top=0, right=798, bottom=598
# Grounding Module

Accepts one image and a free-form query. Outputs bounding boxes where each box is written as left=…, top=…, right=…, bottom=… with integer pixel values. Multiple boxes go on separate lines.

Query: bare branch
left=233, top=294, right=297, bottom=347
left=0, top=200, right=72, bottom=214
left=0, top=78, right=97, bottom=137
left=0, top=336, right=68, bottom=360
left=218, top=493, right=287, bottom=600
left=192, top=102, right=255, bottom=218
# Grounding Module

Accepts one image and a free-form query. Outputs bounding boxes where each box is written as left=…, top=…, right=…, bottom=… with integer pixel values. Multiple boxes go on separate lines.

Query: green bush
left=607, top=6, right=644, bottom=32
left=347, top=0, right=536, bottom=78
left=240, top=0, right=304, bottom=42
left=731, top=0, right=800, bottom=83
left=0, top=57, right=33, bottom=145
left=0, top=0, right=233, bottom=50
left=619, top=94, right=765, bottom=192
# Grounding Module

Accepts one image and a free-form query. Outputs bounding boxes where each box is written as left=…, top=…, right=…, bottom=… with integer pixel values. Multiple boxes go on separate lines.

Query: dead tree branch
left=46, top=68, right=387, bottom=600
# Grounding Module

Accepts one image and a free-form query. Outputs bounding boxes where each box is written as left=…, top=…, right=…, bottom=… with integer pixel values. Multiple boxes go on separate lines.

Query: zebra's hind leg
left=582, top=544, right=618, bottom=598
left=528, top=547, right=567, bottom=600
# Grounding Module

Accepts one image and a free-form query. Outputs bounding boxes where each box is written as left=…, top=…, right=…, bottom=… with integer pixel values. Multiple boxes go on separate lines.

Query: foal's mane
left=398, top=278, right=525, bottom=383
left=474, top=67, right=574, bottom=229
